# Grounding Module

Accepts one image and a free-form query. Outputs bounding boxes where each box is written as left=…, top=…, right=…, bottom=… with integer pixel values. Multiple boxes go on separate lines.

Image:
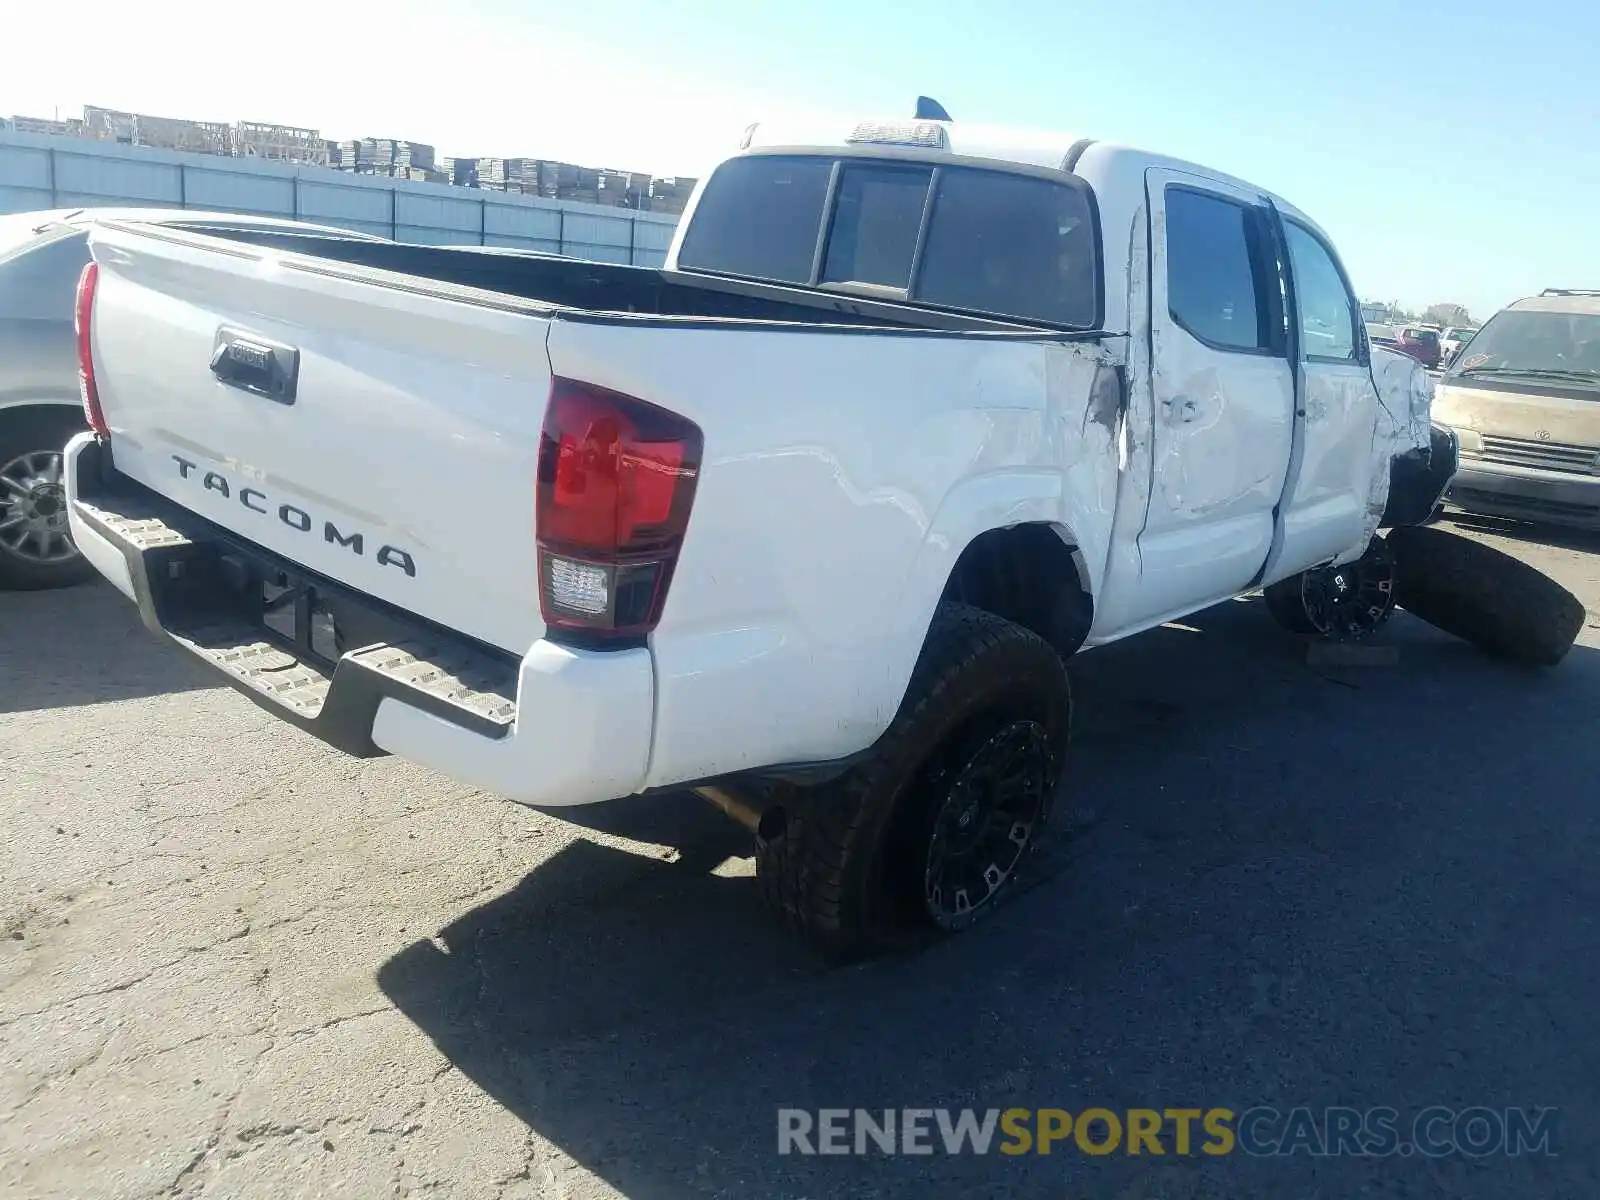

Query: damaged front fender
left=1366, top=348, right=1455, bottom=532
left=1371, top=344, right=1435, bottom=457
left=1382, top=424, right=1460, bottom=527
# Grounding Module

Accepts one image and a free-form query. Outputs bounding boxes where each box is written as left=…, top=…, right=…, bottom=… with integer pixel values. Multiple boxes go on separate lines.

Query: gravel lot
left=3, top=516, right=1598, bottom=1199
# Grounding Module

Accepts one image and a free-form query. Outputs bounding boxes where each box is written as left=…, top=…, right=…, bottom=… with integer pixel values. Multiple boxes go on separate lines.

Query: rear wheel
left=1264, top=535, right=1397, bottom=641
left=755, top=603, right=1071, bottom=961
left=905, top=714, right=1055, bottom=932
left=0, top=408, right=93, bottom=591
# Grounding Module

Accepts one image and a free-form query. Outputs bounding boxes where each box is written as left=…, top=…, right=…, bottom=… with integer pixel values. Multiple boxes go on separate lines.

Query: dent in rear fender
left=1087, top=203, right=1157, bottom=639
left=895, top=344, right=1119, bottom=608
left=879, top=343, right=1120, bottom=714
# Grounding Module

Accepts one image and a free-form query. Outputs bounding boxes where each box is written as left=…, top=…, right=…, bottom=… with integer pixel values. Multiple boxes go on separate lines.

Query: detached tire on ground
left=1388, top=525, right=1586, bottom=667
left=755, top=603, right=1071, bottom=962
left=0, top=407, right=93, bottom=591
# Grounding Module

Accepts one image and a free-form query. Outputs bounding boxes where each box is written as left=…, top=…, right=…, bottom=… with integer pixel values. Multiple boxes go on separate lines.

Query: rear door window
left=1164, top=188, right=1274, bottom=352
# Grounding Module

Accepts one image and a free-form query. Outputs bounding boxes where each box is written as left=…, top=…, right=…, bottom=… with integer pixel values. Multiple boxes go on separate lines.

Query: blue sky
left=7, top=0, right=1595, bottom=318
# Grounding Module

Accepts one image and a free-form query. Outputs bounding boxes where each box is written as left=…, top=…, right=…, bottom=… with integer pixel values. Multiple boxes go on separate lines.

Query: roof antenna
left=915, top=96, right=951, bottom=121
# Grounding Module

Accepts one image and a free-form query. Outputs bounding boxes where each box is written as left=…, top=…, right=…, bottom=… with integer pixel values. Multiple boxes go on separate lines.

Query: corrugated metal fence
left=0, top=128, right=680, bottom=266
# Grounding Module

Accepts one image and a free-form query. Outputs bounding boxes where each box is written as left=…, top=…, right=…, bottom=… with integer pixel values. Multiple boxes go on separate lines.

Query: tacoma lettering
left=377, top=546, right=417, bottom=577
left=278, top=503, right=311, bottom=532
left=168, top=455, right=416, bottom=577
left=324, top=523, right=363, bottom=554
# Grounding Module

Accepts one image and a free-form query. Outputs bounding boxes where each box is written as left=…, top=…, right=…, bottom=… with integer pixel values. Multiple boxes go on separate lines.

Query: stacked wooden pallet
left=533, top=161, right=577, bottom=197
left=390, top=141, right=435, bottom=171
left=646, top=176, right=696, bottom=215
left=440, top=157, right=479, bottom=187
left=475, top=157, right=539, bottom=191
left=334, top=138, right=435, bottom=175
left=336, top=139, right=373, bottom=171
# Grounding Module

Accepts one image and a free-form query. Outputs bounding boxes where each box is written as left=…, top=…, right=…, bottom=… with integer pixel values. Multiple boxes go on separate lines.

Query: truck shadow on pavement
left=1442, top=510, right=1600, bottom=557
left=0, top=581, right=217, bottom=714
left=379, top=600, right=1600, bottom=1199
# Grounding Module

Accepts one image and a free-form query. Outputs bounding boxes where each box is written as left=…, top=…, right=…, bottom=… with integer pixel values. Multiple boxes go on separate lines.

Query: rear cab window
left=676, top=152, right=1101, bottom=329
left=673, top=157, right=832, bottom=285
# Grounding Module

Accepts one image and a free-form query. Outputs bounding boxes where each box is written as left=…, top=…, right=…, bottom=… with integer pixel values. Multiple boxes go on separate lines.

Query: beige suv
left=1434, top=289, right=1600, bottom=530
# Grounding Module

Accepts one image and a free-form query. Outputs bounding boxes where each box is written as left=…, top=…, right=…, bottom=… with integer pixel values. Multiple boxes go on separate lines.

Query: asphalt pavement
left=2, top=515, right=1598, bottom=1199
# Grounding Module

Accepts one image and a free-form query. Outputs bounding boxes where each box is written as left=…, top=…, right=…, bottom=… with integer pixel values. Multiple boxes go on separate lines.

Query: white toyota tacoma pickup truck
left=64, top=110, right=1464, bottom=957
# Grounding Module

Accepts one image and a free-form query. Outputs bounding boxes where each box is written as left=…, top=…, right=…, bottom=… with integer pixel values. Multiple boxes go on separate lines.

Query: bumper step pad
left=73, top=496, right=193, bottom=553
left=168, top=621, right=333, bottom=717
left=72, top=463, right=521, bottom=755
left=346, top=642, right=516, bottom=729
left=165, top=620, right=518, bottom=734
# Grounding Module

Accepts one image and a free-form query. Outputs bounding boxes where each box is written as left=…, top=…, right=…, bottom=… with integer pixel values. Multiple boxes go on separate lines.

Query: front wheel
left=0, top=408, right=94, bottom=591
left=755, top=603, right=1071, bottom=961
left=1264, top=535, right=1397, bottom=641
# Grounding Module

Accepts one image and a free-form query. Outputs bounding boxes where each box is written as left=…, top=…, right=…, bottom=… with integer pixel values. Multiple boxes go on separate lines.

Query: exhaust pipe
left=694, top=785, right=761, bottom=833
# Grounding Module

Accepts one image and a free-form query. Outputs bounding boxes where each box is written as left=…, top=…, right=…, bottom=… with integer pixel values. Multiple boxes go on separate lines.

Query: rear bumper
left=62, top=433, right=653, bottom=807
left=1446, top=455, right=1600, bottom=530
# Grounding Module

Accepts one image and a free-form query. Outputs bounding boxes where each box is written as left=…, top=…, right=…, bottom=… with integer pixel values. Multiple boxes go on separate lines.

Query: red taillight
left=74, top=262, right=108, bottom=437
left=536, top=378, right=703, bottom=642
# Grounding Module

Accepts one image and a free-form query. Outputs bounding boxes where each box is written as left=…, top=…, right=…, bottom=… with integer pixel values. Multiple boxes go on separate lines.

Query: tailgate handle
left=210, top=327, right=299, bottom=405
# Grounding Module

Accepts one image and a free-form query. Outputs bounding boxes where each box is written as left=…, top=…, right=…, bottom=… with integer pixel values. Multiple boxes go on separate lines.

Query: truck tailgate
left=86, top=223, right=553, bottom=653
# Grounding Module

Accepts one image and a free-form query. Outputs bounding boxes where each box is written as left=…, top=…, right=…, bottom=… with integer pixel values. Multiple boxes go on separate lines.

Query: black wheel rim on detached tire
left=0, top=450, right=78, bottom=566
left=922, top=718, right=1052, bottom=930
left=1299, top=538, right=1397, bottom=642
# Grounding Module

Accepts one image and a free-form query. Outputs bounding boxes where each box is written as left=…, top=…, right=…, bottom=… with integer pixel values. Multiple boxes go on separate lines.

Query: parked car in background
left=1434, top=289, right=1600, bottom=530
left=1395, top=325, right=1443, bottom=369
left=0, top=208, right=385, bottom=589
left=1365, top=322, right=1401, bottom=349
left=1440, top=326, right=1477, bottom=365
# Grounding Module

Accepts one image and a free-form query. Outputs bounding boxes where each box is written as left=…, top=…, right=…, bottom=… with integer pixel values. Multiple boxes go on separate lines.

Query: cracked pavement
left=2, top=514, right=1599, bottom=1199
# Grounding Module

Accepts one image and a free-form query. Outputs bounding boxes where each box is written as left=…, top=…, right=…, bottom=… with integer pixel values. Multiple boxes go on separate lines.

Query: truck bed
left=187, top=226, right=1042, bottom=333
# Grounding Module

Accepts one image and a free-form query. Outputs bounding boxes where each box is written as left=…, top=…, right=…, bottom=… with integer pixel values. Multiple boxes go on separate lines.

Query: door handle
left=1163, top=397, right=1199, bottom=424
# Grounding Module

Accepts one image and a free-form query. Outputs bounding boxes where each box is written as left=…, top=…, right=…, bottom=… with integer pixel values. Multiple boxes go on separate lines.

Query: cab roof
left=738, top=113, right=1313, bottom=221
left=1511, top=291, right=1600, bottom=315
